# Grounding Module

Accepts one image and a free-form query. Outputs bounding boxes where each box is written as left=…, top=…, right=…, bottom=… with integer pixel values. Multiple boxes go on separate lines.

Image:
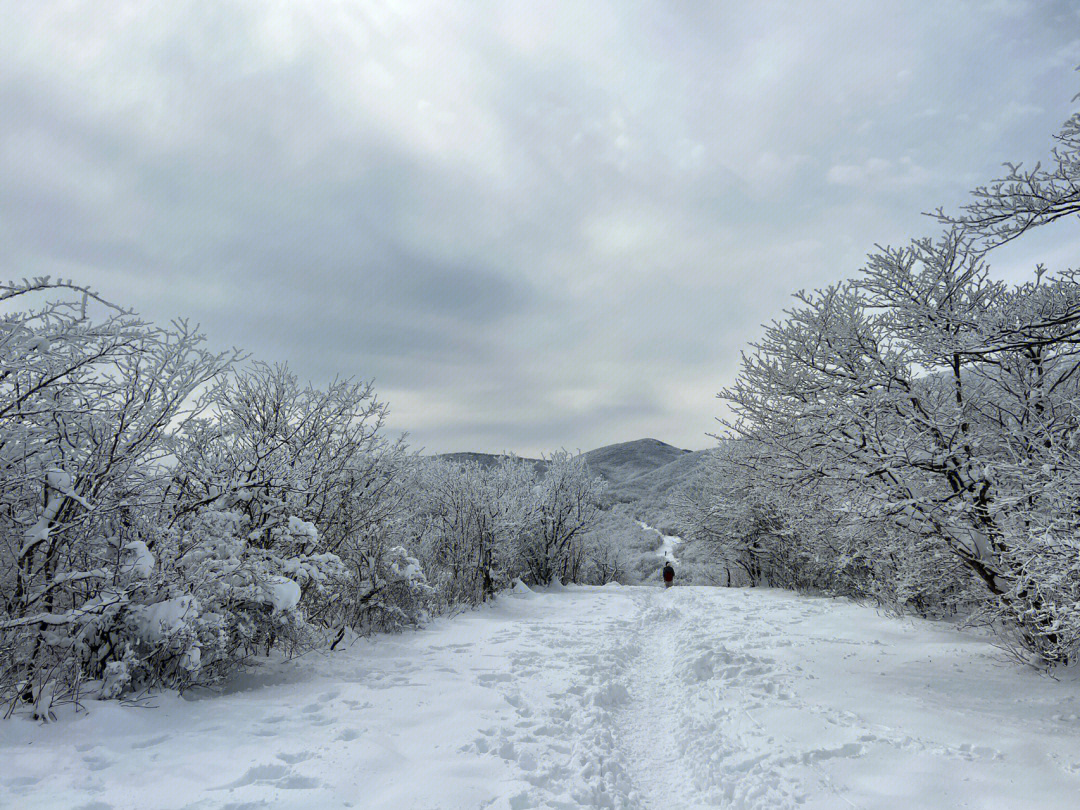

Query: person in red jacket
left=662, top=562, right=675, bottom=588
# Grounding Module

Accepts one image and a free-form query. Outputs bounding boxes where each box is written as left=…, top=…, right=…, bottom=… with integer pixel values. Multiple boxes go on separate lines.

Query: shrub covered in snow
left=412, top=456, right=535, bottom=606
left=0, top=279, right=240, bottom=713
left=517, top=451, right=605, bottom=586
left=411, top=451, right=606, bottom=602
left=0, top=280, right=609, bottom=714
left=0, top=281, right=423, bottom=714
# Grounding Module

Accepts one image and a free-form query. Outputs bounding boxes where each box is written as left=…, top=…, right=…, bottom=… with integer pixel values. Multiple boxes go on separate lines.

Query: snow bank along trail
left=3, top=585, right=1080, bottom=809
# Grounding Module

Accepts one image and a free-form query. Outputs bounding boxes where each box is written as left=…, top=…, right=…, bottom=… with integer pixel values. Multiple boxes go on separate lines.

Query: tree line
left=0, top=290, right=606, bottom=716
left=677, top=103, right=1080, bottom=665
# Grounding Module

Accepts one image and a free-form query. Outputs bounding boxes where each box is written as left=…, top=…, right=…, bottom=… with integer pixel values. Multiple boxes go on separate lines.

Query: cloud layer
left=3, top=1, right=1080, bottom=454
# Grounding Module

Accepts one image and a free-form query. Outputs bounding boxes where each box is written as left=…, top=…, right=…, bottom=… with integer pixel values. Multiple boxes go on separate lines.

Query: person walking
left=662, top=561, right=675, bottom=588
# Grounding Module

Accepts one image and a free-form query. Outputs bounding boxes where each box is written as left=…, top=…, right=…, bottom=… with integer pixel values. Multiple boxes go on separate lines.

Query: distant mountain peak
left=433, top=439, right=713, bottom=510
left=599, top=437, right=687, bottom=451
left=580, top=439, right=690, bottom=486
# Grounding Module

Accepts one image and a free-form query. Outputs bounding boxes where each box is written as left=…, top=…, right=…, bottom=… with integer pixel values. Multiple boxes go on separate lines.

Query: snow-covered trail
left=639, top=521, right=680, bottom=564
left=4, top=585, right=1080, bottom=810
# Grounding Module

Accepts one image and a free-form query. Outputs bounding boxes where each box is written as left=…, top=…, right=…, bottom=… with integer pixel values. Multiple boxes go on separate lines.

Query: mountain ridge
left=434, top=438, right=693, bottom=487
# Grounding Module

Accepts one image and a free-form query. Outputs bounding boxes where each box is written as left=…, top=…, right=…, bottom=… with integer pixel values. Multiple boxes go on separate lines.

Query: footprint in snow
left=277, top=774, right=321, bottom=789
left=216, top=763, right=322, bottom=791
left=277, top=751, right=313, bottom=764
left=130, top=734, right=170, bottom=749
left=219, top=763, right=289, bottom=788
left=82, top=754, right=114, bottom=771
left=476, top=672, right=514, bottom=684
left=6, top=775, right=41, bottom=788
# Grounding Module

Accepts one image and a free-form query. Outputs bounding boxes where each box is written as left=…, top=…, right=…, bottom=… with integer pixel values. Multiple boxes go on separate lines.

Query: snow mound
left=263, top=576, right=301, bottom=612
left=509, top=580, right=535, bottom=599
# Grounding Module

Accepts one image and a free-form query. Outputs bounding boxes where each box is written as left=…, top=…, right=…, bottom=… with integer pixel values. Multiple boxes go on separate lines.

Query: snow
left=287, top=515, right=318, bottom=542
left=640, top=521, right=681, bottom=564
left=263, top=575, right=302, bottom=612
left=44, top=469, right=71, bottom=491
left=135, top=596, right=198, bottom=643
left=387, top=547, right=424, bottom=582
left=122, top=541, right=155, bottom=579
left=3, top=586, right=1080, bottom=809
left=510, top=578, right=536, bottom=598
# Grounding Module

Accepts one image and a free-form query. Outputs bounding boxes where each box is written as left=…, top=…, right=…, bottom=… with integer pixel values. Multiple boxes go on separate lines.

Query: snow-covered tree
left=934, top=111, right=1080, bottom=249
left=0, top=279, right=237, bottom=713
left=414, top=456, right=535, bottom=606
left=518, top=451, right=605, bottom=585
left=169, top=363, right=416, bottom=637
left=0, top=281, right=431, bottom=711
left=713, top=101, right=1080, bottom=663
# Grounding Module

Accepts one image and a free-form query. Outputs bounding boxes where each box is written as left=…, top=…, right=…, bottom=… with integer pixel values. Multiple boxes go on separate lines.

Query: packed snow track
left=4, top=584, right=1080, bottom=809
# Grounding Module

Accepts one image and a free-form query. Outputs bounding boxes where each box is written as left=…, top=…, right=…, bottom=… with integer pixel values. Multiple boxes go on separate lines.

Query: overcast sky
left=3, top=2, right=1080, bottom=455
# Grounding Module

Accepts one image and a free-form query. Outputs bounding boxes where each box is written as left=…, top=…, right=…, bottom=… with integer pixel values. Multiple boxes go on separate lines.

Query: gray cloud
left=3, top=1, right=1080, bottom=454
